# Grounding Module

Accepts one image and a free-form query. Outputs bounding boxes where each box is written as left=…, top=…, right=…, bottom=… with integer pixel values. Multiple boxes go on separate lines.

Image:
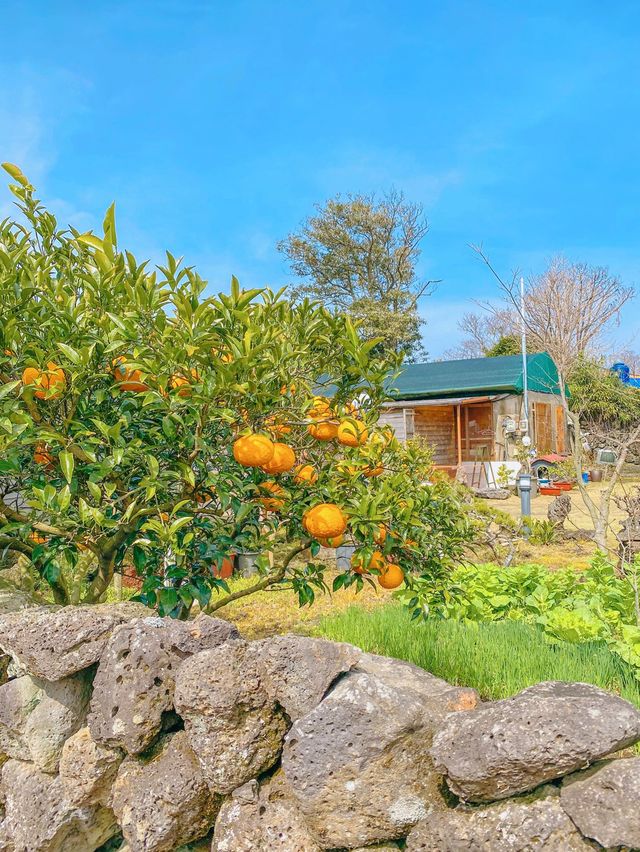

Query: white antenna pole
left=520, top=275, right=529, bottom=429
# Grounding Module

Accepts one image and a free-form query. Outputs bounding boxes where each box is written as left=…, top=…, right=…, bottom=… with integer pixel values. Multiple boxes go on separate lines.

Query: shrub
left=395, top=553, right=640, bottom=681
left=0, top=165, right=472, bottom=615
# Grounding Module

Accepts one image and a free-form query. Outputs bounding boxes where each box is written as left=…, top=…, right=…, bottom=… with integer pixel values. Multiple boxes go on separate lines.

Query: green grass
left=317, top=604, right=640, bottom=708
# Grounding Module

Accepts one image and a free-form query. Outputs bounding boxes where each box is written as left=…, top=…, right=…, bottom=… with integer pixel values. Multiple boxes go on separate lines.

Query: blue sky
left=1, top=1, right=639, bottom=358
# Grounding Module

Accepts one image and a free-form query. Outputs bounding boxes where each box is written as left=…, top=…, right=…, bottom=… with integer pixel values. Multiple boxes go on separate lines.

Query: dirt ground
left=494, top=475, right=639, bottom=570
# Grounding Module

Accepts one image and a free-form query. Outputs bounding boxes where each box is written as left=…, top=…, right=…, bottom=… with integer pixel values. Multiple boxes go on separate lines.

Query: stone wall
left=1, top=604, right=640, bottom=851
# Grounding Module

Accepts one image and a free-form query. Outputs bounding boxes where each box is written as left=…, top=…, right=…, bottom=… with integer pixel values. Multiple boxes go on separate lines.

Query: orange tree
left=0, top=165, right=472, bottom=616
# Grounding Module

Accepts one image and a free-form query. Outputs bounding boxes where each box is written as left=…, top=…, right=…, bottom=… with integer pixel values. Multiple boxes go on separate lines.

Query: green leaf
left=59, top=451, right=75, bottom=484
left=42, top=560, right=61, bottom=585
left=77, top=233, right=106, bottom=252
left=87, top=481, right=102, bottom=502
left=58, top=485, right=71, bottom=512
left=56, top=343, right=81, bottom=364
left=0, top=381, right=20, bottom=399
left=1, top=162, right=30, bottom=187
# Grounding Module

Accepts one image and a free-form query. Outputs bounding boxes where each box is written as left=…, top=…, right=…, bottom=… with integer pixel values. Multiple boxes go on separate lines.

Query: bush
left=319, top=603, right=640, bottom=706
left=0, top=165, right=472, bottom=614
left=395, top=553, right=640, bottom=682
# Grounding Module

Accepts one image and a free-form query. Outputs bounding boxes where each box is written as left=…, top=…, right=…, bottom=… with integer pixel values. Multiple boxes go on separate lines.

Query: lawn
left=317, top=603, right=640, bottom=708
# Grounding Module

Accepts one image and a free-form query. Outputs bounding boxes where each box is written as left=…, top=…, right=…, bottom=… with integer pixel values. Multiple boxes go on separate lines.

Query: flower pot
left=212, top=556, right=235, bottom=579
left=589, top=470, right=603, bottom=483
left=539, top=486, right=562, bottom=496
left=237, top=551, right=261, bottom=578
left=555, top=482, right=574, bottom=491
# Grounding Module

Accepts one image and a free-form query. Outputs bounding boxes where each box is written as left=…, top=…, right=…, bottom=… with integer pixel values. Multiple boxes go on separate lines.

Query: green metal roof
left=387, top=352, right=562, bottom=400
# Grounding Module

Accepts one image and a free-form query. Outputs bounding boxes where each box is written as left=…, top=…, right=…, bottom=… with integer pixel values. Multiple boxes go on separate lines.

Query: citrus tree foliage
left=0, top=166, right=471, bottom=615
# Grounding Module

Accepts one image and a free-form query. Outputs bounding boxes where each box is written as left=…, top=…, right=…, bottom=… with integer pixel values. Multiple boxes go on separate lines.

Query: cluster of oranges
left=20, top=355, right=214, bottom=400
left=21, top=362, right=66, bottom=400
left=231, top=422, right=404, bottom=589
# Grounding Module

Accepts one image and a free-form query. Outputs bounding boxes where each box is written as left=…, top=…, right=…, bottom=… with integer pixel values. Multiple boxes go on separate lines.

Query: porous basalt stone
left=560, top=757, right=640, bottom=849
left=59, top=726, right=123, bottom=806
left=88, top=614, right=238, bottom=754
left=282, top=661, right=478, bottom=849
left=0, top=672, right=91, bottom=772
left=431, top=680, right=640, bottom=802
left=1, top=758, right=117, bottom=852
left=0, top=602, right=151, bottom=680
left=252, top=633, right=361, bottom=721
left=406, top=790, right=591, bottom=851
left=211, top=772, right=321, bottom=852
left=175, top=639, right=289, bottom=794
left=111, top=731, right=221, bottom=852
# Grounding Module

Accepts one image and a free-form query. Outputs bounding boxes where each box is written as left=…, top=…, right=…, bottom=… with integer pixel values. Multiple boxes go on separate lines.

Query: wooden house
left=379, top=352, right=567, bottom=476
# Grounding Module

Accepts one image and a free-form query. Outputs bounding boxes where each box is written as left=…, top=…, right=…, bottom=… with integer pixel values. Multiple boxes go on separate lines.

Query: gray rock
left=175, top=640, right=289, bottom=794
left=282, top=664, right=479, bottom=849
left=350, top=847, right=401, bottom=851
left=431, top=681, right=640, bottom=802
left=1, top=758, right=117, bottom=852
left=0, top=602, right=151, bottom=680
left=253, top=634, right=361, bottom=720
left=406, top=791, right=591, bottom=850
left=88, top=614, right=238, bottom=754
left=59, top=726, right=123, bottom=806
left=355, top=652, right=480, bottom=716
left=211, top=772, right=321, bottom=852
left=0, top=672, right=91, bottom=772
left=111, top=731, right=221, bottom=852
left=560, top=757, right=640, bottom=848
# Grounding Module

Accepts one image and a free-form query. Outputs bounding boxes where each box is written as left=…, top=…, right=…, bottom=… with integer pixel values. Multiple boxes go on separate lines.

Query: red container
left=540, top=486, right=562, bottom=496
left=555, top=482, right=574, bottom=491
left=212, top=556, right=235, bottom=579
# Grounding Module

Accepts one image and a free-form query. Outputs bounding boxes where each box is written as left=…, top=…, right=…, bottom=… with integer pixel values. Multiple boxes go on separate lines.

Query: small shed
left=379, top=352, right=567, bottom=475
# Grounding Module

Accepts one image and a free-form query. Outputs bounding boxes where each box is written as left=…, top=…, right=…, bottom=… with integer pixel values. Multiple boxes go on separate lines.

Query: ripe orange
left=351, top=549, right=386, bottom=575
left=337, top=461, right=359, bottom=476
left=307, top=396, right=332, bottom=419
left=233, top=433, right=275, bottom=467
left=258, top=481, right=285, bottom=511
left=303, top=503, right=347, bottom=539
left=33, top=443, right=54, bottom=466
left=261, top=442, right=296, bottom=474
left=160, top=511, right=170, bottom=522
left=337, top=419, right=368, bottom=447
left=169, top=369, right=199, bottom=397
left=364, top=464, right=384, bottom=477
left=29, top=531, right=47, bottom=545
left=373, top=524, right=387, bottom=546
left=112, top=357, right=149, bottom=393
left=308, top=420, right=339, bottom=441
left=193, top=490, right=214, bottom=504
left=294, top=464, right=318, bottom=484
left=317, top=534, right=344, bottom=548
left=378, top=563, right=404, bottom=589
left=265, top=414, right=292, bottom=437
left=22, top=362, right=66, bottom=400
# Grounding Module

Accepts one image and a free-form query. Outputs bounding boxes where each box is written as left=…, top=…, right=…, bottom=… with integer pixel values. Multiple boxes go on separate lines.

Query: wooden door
left=555, top=406, right=566, bottom=453
left=533, top=403, right=553, bottom=453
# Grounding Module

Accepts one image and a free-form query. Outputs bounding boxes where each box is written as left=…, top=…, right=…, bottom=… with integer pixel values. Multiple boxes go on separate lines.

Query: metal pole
left=520, top=276, right=529, bottom=428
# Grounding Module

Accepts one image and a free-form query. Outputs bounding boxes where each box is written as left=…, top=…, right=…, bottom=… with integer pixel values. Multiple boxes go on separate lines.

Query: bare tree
left=473, top=249, right=636, bottom=552
left=444, top=308, right=519, bottom=359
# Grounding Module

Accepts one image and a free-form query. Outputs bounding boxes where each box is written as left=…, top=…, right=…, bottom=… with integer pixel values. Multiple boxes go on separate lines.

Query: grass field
left=317, top=603, right=640, bottom=707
